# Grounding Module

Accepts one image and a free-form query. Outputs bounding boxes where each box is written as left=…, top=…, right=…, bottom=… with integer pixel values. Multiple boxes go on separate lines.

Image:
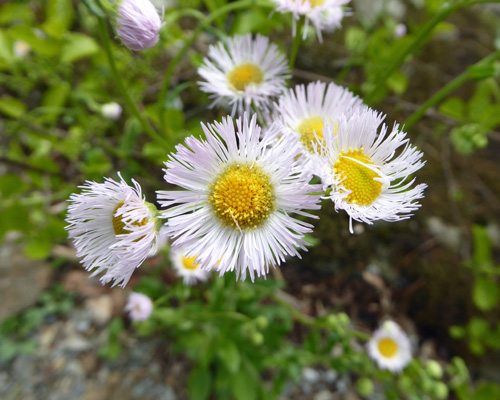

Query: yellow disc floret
left=377, top=337, right=398, bottom=358
left=334, top=148, right=383, bottom=206
left=209, top=163, right=274, bottom=230
left=112, top=201, right=148, bottom=235
left=227, top=62, right=264, bottom=91
left=297, top=116, right=325, bottom=152
left=305, top=0, right=325, bottom=6
left=182, top=255, right=200, bottom=270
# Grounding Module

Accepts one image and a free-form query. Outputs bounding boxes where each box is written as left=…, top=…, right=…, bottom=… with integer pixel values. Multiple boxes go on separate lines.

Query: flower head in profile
left=158, top=113, right=321, bottom=281
left=116, top=0, right=164, bottom=51
left=270, top=0, right=350, bottom=41
left=171, top=247, right=210, bottom=286
left=313, top=108, right=426, bottom=232
left=275, top=81, right=365, bottom=158
left=66, top=173, right=165, bottom=287
left=197, top=34, right=289, bottom=116
left=367, top=321, right=412, bottom=372
left=125, top=292, right=153, bottom=321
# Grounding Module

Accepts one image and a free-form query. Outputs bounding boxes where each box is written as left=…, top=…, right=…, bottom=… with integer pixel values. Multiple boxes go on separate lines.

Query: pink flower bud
left=116, top=0, right=163, bottom=51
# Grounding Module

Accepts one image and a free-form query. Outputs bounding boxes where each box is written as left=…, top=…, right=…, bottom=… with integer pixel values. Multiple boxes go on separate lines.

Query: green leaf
left=188, top=366, right=212, bottom=400
left=439, top=97, right=465, bottom=122
left=472, top=225, right=492, bottom=268
left=386, top=70, right=408, bottom=95
left=43, top=0, right=74, bottom=38
left=473, top=277, right=500, bottom=311
left=0, top=174, right=26, bottom=198
left=0, top=3, right=35, bottom=26
left=61, top=33, right=99, bottom=63
left=0, top=96, right=27, bottom=118
left=41, top=82, right=70, bottom=123
left=218, top=341, right=241, bottom=374
left=232, top=367, right=258, bottom=400
left=473, top=383, right=500, bottom=400
left=24, top=236, right=52, bottom=259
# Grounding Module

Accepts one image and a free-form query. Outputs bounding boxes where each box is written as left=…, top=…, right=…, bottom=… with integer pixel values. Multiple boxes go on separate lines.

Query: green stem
left=366, top=0, right=499, bottom=104
left=157, top=0, right=274, bottom=131
left=289, top=19, right=304, bottom=73
left=404, top=50, right=500, bottom=130
left=97, top=18, right=170, bottom=149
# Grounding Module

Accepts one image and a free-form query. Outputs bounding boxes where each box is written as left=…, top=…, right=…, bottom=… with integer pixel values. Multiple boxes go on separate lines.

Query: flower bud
left=116, top=0, right=163, bottom=51
left=101, top=102, right=122, bottom=120
left=426, top=360, right=443, bottom=380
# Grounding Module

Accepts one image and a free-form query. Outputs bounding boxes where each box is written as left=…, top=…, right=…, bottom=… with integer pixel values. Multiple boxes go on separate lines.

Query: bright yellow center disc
left=227, top=62, right=264, bottom=91
left=334, top=148, right=382, bottom=206
left=182, top=255, right=200, bottom=270
left=112, top=201, right=148, bottom=235
left=297, top=116, right=325, bottom=152
left=209, top=163, right=274, bottom=230
left=377, top=337, right=398, bottom=358
left=305, top=0, right=325, bottom=6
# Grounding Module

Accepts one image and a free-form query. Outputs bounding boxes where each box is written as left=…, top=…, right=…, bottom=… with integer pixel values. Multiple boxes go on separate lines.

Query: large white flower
left=275, top=81, right=365, bottom=158
left=197, top=34, right=289, bottom=117
left=270, top=0, right=350, bottom=41
left=367, top=321, right=412, bottom=372
left=158, top=113, right=321, bottom=281
left=171, top=247, right=211, bottom=286
left=313, top=108, right=427, bottom=232
left=66, top=173, right=165, bottom=287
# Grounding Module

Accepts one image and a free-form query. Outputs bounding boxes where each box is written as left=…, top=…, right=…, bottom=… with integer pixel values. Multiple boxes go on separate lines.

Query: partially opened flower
left=367, top=321, right=412, bottom=372
left=171, top=247, right=210, bottom=285
left=115, top=0, right=164, bottom=51
left=313, top=108, right=426, bottom=232
left=158, top=113, right=321, bottom=281
left=125, top=292, right=153, bottom=321
left=270, top=0, right=350, bottom=41
left=197, top=34, right=289, bottom=116
left=275, top=81, right=365, bottom=157
left=66, top=173, right=164, bottom=287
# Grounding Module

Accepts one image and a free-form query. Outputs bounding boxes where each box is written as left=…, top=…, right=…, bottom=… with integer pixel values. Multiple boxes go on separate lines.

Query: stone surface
left=0, top=233, right=52, bottom=320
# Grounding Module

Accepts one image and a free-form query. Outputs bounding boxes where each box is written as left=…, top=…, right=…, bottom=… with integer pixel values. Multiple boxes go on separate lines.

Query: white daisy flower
left=158, top=113, right=322, bottom=281
left=313, top=108, right=427, bottom=232
left=125, top=292, right=154, bottom=321
left=197, top=34, right=289, bottom=117
left=270, top=0, right=350, bottom=41
left=66, top=173, right=165, bottom=287
left=367, top=321, right=412, bottom=372
left=275, top=81, right=365, bottom=158
left=171, top=247, right=211, bottom=286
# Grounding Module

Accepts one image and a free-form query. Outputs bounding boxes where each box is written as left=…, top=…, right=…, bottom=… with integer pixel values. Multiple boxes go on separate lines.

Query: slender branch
left=97, top=18, right=170, bottom=149
left=365, top=0, right=500, bottom=104
left=404, top=50, right=500, bottom=130
left=289, top=19, right=304, bottom=72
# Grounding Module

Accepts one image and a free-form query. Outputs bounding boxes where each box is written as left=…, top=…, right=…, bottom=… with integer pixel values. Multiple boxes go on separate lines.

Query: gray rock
left=302, top=367, right=321, bottom=384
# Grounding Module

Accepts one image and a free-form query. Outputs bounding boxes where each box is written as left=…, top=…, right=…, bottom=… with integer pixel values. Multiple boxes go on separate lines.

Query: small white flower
left=14, top=40, right=31, bottom=58
left=197, top=34, right=289, bottom=117
left=367, top=321, right=412, bottom=372
left=313, top=108, right=427, bottom=232
left=101, top=102, right=122, bottom=121
left=270, top=0, right=350, bottom=41
left=171, top=247, right=210, bottom=285
left=275, top=81, right=365, bottom=160
left=66, top=173, right=165, bottom=287
left=125, top=292, right=153, bottom=321
left=116, top=0, right=164, bottom=51
left=158, top=113, right=322, bottom=281
left=394, top=23, right=407, bottom=38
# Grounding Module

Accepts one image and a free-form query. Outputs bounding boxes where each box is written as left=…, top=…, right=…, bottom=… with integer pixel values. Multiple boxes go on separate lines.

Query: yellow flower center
left=227, top=62, right=264, bottom=91
left=182, top=255, right=200, bottom=270
left=304, top=0, right=325, bottom=6
left=112, top=201, right=148, bottom=236
left=297, top=116, right=325, bottom=152
left=377, top=337, right=398, bottom=358
left=333, top=148, right=383, bottom=206
left=209, top=163, right=274, bottom=230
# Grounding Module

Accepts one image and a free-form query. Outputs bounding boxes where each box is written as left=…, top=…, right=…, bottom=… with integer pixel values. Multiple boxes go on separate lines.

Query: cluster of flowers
left=64, top=0, right=427, bottom=374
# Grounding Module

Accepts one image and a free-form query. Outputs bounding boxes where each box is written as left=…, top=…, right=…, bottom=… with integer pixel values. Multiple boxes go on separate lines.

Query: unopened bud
left=102, top=102, right=122, bottom=120
left=426, top=360, right=443, bottom=380
left=116, top=0, right=164, bottom=51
